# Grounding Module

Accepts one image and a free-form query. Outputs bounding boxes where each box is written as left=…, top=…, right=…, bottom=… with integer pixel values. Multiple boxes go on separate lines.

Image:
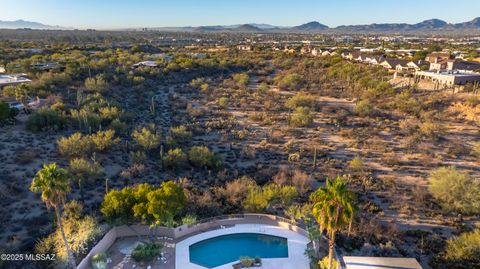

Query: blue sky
left=0, top=0, right=479, bottom=29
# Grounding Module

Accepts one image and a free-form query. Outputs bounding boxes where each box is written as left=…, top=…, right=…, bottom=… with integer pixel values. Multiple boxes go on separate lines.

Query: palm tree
left=30, top=163, right=76, bottom=269
left=310, top=176, right=356, bottom=269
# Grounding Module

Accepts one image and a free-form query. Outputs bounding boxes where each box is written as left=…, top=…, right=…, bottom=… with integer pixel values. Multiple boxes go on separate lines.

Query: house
left=32, top=62, right=61, bottom=71
left=447, top=60, right=480, bottom=71
left=425, top=52, right=452, bottom=63
left=300, top=47, right=312, bottom=55
left=395, top=61, right=410, bottom=72
left=415, top=70, right=480, bottom=85
left=0, top=74, right=31, bottom=88
left=0, top=66, right=5, bottom=73
left=366, top=55, right=386, bottom=65
left=132, top=61, right=159, bottom=68
left=380, top=58, right=408, bottom=70
left=237, top=45, right=252, bottom=51
left=343, top=256, right=423, bottom=269
left=407, top=60, right=430, bottom=71
left=426, top=52, right=453, bottom=71
left=312, top=48, right=322, bottom=56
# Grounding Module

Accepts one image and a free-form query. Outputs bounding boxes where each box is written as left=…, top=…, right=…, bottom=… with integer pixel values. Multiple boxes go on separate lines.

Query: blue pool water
left=189, top=233, right=288, bottom=268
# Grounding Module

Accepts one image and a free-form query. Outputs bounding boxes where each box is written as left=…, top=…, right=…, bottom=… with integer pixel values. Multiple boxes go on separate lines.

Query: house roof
left=343, top=256, right=423, bottom=269
left=381, top=58, right=408, bottom=67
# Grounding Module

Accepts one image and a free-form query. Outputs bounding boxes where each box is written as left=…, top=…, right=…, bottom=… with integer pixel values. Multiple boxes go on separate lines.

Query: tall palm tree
left=30, top=163, right=76, bottom=269
left=310, top=176, right=356, bottom=269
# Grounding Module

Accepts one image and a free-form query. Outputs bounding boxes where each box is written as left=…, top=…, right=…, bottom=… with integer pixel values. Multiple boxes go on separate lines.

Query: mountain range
left=1, top=18, right=480, bottom=32
left=0, top=19, right=65, bottom=30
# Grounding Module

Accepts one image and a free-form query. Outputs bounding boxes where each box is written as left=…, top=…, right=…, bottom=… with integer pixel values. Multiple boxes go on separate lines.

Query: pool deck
left=175, top=224, right=310, bottom=269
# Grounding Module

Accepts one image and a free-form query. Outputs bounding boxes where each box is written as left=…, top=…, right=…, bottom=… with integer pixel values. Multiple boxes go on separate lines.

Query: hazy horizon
left=1, top=0, right=479, bottom=30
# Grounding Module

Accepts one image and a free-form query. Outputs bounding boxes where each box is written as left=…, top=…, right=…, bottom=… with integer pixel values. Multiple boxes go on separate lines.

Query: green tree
left=101, top=187, right=135, bottom=223
left=310, top=177, right=356, bottom=269
left=30, top=163, right=76, bottom=269
left=147, top=181, right=186, bottom=225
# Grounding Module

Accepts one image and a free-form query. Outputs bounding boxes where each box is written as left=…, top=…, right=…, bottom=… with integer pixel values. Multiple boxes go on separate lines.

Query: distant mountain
left=452, top=17, right=480, bottom=29
left=412, top=19, right=448, bottom=29
left=0, top=19, right=65, bottom=29
left=293, top=21, right=329, bottom=31
left=232, top=24, right=263, bottom=32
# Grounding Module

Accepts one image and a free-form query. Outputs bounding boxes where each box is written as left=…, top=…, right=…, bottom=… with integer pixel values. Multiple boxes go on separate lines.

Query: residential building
left=237, top=45, right=252, bottom=51
left=380, top=58, right=408, bottom=70
left=132, top=61, right=159, bottom=68
left=415, top=70, right=480, bottom=85
left=0, top=74, right=31, bottom=88
left=447, top=60, right=480, bottom=71
left=407, top=60, right=430, bottom=71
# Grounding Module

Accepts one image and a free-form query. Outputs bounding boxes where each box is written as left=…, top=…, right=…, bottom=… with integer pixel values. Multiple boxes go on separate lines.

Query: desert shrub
left=318, top=256, right=339, bottom=269
left=419, top=121, right=444, bottom=139
left=163, top=148, right=187, bottom=169
left=233, top=73, right=249, bottom=88
left=130, top=150, right=147, bottom=165
left=243, top=183, right=298, bottom=212
left=428, top=167, right=480, bottom=214
left=89, top=129, right=119, bottom=152
left=354, top=99, right=374, bottom=117
left=470, top=141, right=480, bottom=159
left=188, top=146, right=222, bottom=169
left=85, top=75, right=109, bottom=93
left=27, top=108, right=66, bottom=132
left=285, top=92, right=315, bottom=109
left=275, top=73, right=302, bottom=90
left=58, top=133, right=93, bottom=158
left=215, top=176, right=257, bottom=205
left=290, top=106, right=313, bottom=127
left=0, top=101, right=18, bottom=125
left=439, top=229, right=480, bottom=268
left=291, top=170, right=314, bottom=194
left=169, top=125, right=192, bottom=144
left=394, top=91, right=422, bottom=116
left=217, top=97, right=229, bottom=109
left=35, top=202, right=102, bottom=268
left=181, top=214, right=197, bottom=226
left=243, top=185, right=269, bottom=212
left=132, top=125, right=161, bottom=150
left=349, top=156, right=366, bottom=172
left=68, top=158, right=104, bottom=182
left=131, top=242, right=162, bottom=263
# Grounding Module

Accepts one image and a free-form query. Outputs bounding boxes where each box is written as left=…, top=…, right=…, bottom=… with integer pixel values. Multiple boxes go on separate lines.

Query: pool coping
left=175, top=224, right=311, bottom=269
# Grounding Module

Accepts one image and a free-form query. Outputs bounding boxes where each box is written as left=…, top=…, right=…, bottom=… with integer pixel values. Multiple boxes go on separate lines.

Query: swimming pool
left=189, top=233, right=289, bottom=268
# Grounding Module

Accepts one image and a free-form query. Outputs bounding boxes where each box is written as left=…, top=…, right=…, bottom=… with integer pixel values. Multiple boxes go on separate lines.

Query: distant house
left=425, top=52, right=452, bottom=63
left=426, top=52, right=453, bottom=71
left=187, top=53, right=207, bottom=59
left=150, top=53, right=174, bottom=61
left=31, top=62, right=61, bottom=71
left=415, top=70, right=480, bottom=85
left=0, top=66, right=5, bottom=73
left=343, top=256, right=423, bottom=269
left=407, top=60, right=430, bottom=71
left=311, top=48, right=322, bottom=56
left=380, top=58, right=408, bottom=70
left=237, top=45, right=252, bottom=51
left=447, top=60, right=480, bottom=71
left=0, top=74, right=31, bottom=88
left=366, top=55, right=385, bottom=65
left=132, top=61, right=159, bottom=68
